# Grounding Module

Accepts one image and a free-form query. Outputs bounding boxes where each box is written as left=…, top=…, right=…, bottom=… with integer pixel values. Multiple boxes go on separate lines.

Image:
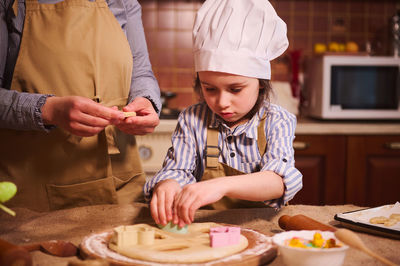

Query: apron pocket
left=114, top=172, right=146, bottom=204
left=46, top=176, right=118, bottom=210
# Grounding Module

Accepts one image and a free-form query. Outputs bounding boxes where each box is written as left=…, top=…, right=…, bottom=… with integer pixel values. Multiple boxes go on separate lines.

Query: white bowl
left=272, top=230, right=349, bottom=266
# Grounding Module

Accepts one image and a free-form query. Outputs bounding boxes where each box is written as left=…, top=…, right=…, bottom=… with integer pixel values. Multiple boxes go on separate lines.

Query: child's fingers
left=189, top=201, right=202, bottom=222
left=177, top=195, right=194, bottom=226
left=150, top=194, right=160, bottom=225
left=172, top=195, right=180, bottom=225
left=174, top=193, right=190, bottom=227
left=156, top=191, right=167, bottom=225
left=164, top=192, right=174, bottom=222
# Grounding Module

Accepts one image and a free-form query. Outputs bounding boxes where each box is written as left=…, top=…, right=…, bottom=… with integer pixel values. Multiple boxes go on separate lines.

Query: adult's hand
left=150, top=179, right=182, bottom=226
left=41, top=96, right=125, bottom=137
left=116, top=97, right=159, bottom=135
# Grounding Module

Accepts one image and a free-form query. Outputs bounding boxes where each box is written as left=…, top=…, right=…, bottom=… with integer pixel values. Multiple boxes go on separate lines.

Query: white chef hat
left=193, top=0, right=289, bottom=80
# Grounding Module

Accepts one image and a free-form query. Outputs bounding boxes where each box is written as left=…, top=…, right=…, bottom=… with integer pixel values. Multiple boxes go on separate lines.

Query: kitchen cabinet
left=292, top=134, right=400, bottom=207
left=346, top=135, right=400, bottom=207
left=291, top=135, right=346, bottom=205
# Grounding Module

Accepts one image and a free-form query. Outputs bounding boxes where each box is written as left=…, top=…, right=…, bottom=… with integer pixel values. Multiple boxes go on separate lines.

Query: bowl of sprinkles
left=272, top=230, right=349, bottom=266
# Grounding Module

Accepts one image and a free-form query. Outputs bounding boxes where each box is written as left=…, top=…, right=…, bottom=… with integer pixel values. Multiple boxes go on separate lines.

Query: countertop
left=296, top=117, right=400, bottom=135
left=153, top=118, right=400, bottom=135
left=0, top=203, right=399, bottom=265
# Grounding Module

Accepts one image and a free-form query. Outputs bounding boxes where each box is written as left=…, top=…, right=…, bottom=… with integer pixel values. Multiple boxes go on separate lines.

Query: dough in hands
left=123, top=111, right=136, bottom=118
left=108, top=222, right=248, bottom=264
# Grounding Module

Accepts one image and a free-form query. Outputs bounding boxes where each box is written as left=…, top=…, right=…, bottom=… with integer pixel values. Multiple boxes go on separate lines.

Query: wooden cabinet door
left=292, top=135, right=346, bottom=205
left=346, top=135, right=400, bottom=207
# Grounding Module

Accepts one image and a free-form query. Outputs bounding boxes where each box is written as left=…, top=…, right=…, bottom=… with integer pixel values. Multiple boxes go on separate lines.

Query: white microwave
left=305, top=55, right=400, bottom=120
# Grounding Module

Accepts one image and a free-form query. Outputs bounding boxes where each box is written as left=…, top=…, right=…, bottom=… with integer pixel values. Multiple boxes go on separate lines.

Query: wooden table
left=0, top=203, right=398, bottom=265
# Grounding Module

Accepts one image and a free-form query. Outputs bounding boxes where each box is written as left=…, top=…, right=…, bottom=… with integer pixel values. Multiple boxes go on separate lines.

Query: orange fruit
left=346, top=41, right=359, bottom=52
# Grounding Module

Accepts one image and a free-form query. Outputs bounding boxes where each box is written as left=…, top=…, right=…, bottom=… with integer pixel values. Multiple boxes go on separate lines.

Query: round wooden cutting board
left=80, top=225, right=277, bottom=266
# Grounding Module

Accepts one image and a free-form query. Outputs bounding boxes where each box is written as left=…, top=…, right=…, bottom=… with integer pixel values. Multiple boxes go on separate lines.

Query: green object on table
left=0, top=181, right=17, bottom=203
left=158, top=222, right=188, bottom=234
left=0, top=181, right=17, bottom=216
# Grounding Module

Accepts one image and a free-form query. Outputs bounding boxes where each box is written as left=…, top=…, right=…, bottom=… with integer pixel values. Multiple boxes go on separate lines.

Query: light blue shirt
left=144, top=102, right=303, bottom=208
left=0, top=0, right=161, bottom=131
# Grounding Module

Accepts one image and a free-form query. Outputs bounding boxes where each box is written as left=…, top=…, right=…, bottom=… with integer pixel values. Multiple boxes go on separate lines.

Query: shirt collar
left=207, top=105, right=266, bottom=140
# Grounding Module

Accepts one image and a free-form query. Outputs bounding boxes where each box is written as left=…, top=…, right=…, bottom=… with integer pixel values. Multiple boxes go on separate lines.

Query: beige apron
left=202, top=115, right=268, bottom=210
left=0, top=0, right=145, bottom=211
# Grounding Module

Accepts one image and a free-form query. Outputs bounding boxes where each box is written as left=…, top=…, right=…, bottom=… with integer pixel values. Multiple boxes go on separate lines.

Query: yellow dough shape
left=384, top=218, right=398, bottom=227
left=123, top=111, right=136, bottom=118
left=369, top=216, right=389, bottom=224
left=108, top=222, right=248, bottom=264
left=389, top=213, right=400, bottom=221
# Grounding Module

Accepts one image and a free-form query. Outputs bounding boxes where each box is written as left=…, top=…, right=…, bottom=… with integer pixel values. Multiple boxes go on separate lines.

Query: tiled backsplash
left=140, top=0, right=399, bottom=110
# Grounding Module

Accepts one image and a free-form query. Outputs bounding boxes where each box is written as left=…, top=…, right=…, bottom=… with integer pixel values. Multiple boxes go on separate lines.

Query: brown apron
left=202, top=115, right=269, bottom=210
left=0, top=0, right=145, bottom=211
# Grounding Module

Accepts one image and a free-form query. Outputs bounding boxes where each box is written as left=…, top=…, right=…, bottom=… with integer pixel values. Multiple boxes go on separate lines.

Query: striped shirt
left=144, top=101, right=303, bottom=208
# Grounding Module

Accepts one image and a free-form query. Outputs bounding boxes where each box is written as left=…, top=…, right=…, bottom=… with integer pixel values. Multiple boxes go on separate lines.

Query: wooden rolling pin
left=278, top=214, right=336, bottom=232
left=0, top=238, right=32, bottom=266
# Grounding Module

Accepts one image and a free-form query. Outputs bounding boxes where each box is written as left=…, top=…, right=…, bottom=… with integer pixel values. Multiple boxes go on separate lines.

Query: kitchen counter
left=0, top=204, right=399, bottom=265
left=296, top=117, right=400, bottom=135
left=151, top=118, right=400, bottom=135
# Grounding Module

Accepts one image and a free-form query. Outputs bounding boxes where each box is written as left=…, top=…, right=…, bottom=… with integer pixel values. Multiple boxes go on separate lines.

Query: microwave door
left=331, top=66, right=399, bottom=110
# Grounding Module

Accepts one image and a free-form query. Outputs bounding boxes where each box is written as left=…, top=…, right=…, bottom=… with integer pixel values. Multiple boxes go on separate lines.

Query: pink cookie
left=210, top=226, right=241, bottom=248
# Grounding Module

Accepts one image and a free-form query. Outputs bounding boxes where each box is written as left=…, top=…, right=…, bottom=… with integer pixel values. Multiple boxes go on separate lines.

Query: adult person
left=0, top=0, right=161, bottom=211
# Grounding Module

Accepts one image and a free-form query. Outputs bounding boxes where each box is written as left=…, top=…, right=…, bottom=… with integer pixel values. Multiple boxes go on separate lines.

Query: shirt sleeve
left=0, top=0, right=50, bottom=131
left=124, top=0, right=161, bottom=114
left=144, top=110, right=198, bottom=201
left=261, top=107, right=303, bottom=208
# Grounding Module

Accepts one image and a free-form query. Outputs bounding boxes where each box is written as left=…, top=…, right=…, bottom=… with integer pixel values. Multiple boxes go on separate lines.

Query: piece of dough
left=389, top=213, right=400, bottom=221
left=384, top=218, right=398, bottom=227
left=369, top=216, right=389, bottom=224
left=108, top=222, right=248, bottom=264
left=123, top=112, right=136, bottom=118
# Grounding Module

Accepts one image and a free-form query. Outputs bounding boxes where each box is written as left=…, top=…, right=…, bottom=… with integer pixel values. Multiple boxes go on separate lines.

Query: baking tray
left=334, top=202, right=400, bottom=239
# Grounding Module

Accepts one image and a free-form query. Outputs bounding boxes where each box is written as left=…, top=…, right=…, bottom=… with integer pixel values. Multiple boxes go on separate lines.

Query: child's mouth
left=220, top=112, right=234, bottom=119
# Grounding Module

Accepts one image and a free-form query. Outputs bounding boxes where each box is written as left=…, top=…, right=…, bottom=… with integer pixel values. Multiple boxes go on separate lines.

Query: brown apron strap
left=205, top=114, right=220, bottom=168
left=257, top=113, right=267, bottom=157
left=12, top=0, right=18, bottom=16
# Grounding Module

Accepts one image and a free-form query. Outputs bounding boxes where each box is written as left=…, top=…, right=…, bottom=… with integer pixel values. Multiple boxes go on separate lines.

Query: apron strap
left=206, top=112, right=267, bottom=168
left=205, top=113, right=220, bottom=169
left=12, top=0, right=18, bottom=16
left=257, top=113, right=267, bottom=157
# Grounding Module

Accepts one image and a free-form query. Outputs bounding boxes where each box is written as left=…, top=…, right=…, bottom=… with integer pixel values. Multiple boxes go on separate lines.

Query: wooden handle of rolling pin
left=0, top=238, right=32, bottom=266
left=278, top=214, right=336, bottom=232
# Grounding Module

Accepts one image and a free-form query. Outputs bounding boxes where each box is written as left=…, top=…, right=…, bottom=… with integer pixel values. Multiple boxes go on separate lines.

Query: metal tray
left=334, top=203, right=400, bottom=239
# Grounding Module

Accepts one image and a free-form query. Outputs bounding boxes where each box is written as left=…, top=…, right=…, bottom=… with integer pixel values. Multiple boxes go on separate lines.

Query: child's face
left=198, top=71, right=259, bottom=128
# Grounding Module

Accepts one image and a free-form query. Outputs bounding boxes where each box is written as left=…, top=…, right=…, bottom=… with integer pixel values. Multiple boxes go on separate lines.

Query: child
left=144, top=0, right=303, bottom=227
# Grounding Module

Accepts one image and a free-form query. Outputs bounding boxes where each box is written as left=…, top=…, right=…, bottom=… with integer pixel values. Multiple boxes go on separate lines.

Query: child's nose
left=217, top=92, right=230, bottom=108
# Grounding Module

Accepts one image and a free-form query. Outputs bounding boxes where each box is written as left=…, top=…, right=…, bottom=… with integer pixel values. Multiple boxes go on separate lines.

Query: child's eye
left=204, top=87, right=216, bottom=92
left=230, top=87, right=242, bottom=93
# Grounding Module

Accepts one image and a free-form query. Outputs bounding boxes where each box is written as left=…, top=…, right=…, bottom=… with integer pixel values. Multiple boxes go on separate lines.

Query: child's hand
left=150, top=179, right=182, bottom=226
left=173, top=179, right=226, bottom=227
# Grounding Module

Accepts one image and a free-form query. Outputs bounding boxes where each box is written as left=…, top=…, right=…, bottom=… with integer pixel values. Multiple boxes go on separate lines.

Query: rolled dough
left=108, top=222, right=248, bottom=263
